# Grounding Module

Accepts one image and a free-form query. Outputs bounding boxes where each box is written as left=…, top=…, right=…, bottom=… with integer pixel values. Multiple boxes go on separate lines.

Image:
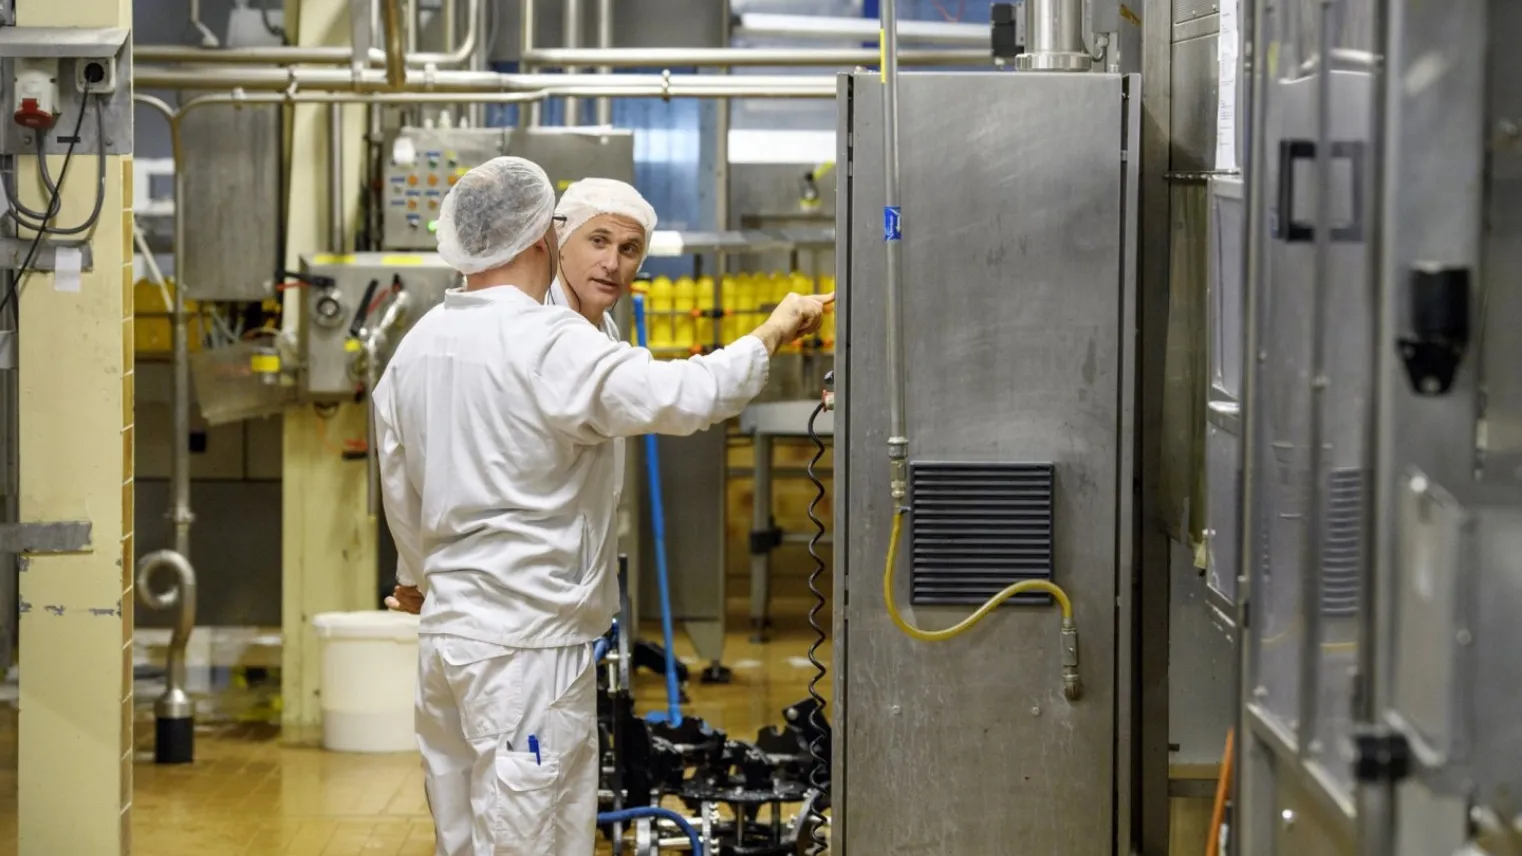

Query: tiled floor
left=0, top=600, right=831, bottom=855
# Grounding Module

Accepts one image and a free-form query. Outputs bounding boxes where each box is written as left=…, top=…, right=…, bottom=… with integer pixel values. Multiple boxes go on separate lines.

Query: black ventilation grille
left=908, top=462, right=1055, bottom=607
left=1320, top=467, right=1367, bottom=618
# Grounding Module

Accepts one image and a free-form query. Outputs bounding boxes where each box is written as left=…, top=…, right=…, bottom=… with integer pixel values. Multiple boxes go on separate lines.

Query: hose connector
left=1061, top=618, right=1081, bottom=701
left=889, top=435, right=908, bottom=501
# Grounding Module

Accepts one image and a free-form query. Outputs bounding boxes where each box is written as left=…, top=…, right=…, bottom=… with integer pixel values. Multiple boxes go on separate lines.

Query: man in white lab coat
left=370, top=157, right=829, bottom=856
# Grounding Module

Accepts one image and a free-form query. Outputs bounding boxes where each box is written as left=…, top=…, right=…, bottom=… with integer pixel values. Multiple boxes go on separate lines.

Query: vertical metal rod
left=564, top=0, right=584, bottom=125
left=1296, top=0, right=1334, bottom=757
left=468, top=0, right=487, bottom=126
left=713, top=79, right=730, bottom=348
left=594, top=0, right=613, bottom=126
left=405, top=0, right=419, bottom=53
left=521, top=0, right=541, bottom=126
left=171, top=163, right=193, bottom=561
left=328, top=102, right=345, bottom=250
left=880, top=0, right=908, bottom=500
left=1234, top=0, right=1268, bottom=838
left=380, top=0, right=408, bottom=88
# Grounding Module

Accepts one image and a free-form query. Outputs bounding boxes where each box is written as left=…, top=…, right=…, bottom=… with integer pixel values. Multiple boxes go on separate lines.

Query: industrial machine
left=830, top=66, right=1140, bottom=852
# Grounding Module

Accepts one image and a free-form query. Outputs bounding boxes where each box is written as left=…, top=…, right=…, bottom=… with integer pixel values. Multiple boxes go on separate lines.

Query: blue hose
left=632, top=294, right=683, bottom=726
left=593, top=637, right=610, bottom=663
left=598, top=806, right=704, bottom=856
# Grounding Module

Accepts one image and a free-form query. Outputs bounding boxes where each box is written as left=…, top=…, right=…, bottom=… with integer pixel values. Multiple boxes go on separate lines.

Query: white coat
left=372, top=282, right=769, bottom=856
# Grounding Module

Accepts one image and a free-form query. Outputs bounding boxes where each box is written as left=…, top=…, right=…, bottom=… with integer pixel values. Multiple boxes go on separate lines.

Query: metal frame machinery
left=832, top=69, right=1141, bottom=853
left=1230, top=0, right=1522, bottom=852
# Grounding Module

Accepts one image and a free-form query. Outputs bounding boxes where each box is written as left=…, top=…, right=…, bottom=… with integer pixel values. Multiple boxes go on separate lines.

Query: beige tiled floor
left=0, top=601, right=831, bottom=855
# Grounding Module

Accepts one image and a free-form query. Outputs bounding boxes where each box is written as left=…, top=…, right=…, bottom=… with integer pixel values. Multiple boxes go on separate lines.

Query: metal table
left=739, top=400, right=834, bottom=642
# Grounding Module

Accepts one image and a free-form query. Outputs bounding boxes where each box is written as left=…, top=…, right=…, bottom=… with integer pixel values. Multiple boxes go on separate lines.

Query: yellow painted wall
left=278, top=0, right=380, bottom=738
left=16, top=0, right=133, bottom=852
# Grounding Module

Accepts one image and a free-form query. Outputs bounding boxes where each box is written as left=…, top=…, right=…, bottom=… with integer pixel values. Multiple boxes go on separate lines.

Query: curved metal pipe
left=136, top=550, right=198, bottom=720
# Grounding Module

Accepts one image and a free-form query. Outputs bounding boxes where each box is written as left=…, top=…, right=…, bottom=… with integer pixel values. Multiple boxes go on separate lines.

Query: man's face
left=558, top=213, right=646, bottom=319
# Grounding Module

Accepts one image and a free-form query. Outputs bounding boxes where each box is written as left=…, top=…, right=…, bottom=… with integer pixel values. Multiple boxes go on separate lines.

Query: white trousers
left=415, top=634, right=599, bottom=856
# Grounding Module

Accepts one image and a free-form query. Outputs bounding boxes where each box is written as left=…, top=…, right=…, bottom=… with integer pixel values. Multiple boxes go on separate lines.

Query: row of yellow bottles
left=640, top=273, right=836, bottom=356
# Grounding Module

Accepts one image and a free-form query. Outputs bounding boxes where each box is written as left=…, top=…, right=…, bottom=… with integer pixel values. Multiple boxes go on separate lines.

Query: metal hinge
left=0, top=520, right=92, bottom=554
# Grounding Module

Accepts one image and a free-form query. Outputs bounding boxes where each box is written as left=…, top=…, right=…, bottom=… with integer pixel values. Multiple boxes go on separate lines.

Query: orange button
left=407, top=200, right=417, bottom=210
left=427, top=174, right=439, bottom=186
left=448, top=174, right=459, bottom=186
left=428, top=200, right=438, bottom=210
left=407, top=175, right=418, bottom=186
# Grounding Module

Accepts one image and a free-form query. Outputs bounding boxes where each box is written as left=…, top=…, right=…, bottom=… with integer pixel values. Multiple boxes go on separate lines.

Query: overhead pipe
left=135, top=0, right=481, bottom=68
left=521, top=0, right=540, bottom=127
left=137, top=550, right=199, bottom=764
left=379, top=0, right=407, bottom=88
left=131, top=66, right=839, bottom=98
left=734, top=11, right=990, bottom=45
left=522, top=45, right=991, bottom=68
left=594, top=0, right=613, bottom=126
left=563, top=0, right=583, bottom=126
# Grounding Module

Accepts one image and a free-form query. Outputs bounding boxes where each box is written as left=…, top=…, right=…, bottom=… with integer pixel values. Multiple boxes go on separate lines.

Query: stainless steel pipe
left=522, top=0, right=541, bottom=127
left=564, top=0, right=583, bottom=126
left=594, top=0, right=613, bottom=126
left=379, top=0, right=408, bottom=88
left=132, top=65, right=839, bottom=98
left=1016, top=0, right=1092, bottom=72
left=137, top=549, right=198, bottom=764
left=328, top=102, right=345, bottom=250
left=734, top=12, right=989, bottom=45
left=136, top=0, right=480, bottom=68
left=881, top=0, right=909, bottom=501
left=523, top=45, right=991, bottom=68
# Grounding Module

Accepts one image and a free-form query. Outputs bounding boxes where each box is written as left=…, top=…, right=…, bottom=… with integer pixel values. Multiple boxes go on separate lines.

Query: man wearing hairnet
left=370, top=157, right=830, bottom=856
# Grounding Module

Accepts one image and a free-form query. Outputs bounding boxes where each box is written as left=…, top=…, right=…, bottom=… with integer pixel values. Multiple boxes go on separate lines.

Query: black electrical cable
left=0, top=89, right=93, bottom=320
left=804, top=399, right=830, bottom=855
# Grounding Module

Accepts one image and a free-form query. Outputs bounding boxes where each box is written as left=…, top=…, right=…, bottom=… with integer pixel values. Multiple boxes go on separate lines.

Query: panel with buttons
left=381, top=127, right=509, bottom=251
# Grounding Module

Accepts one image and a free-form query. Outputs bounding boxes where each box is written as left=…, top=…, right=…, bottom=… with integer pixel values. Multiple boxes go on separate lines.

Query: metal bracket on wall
left=0, top=520, right=92, bottom=554
left=0, top=237, right=93, bottom=272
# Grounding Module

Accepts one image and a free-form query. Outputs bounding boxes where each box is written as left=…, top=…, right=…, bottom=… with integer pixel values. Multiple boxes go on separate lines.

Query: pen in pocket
left=527, top=734, right=541, bottom=765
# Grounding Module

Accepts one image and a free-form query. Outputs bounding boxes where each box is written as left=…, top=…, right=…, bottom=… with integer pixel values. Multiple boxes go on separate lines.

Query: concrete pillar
left=15, top=0, right=134, bottom=853
left=279, top=0, right=377, bottom=740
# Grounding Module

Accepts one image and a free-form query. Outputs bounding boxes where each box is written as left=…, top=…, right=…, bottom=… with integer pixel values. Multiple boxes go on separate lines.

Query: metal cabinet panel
left=836, top=71, right=1137, bottom=854
left=179, top=103, right=282, bottom=301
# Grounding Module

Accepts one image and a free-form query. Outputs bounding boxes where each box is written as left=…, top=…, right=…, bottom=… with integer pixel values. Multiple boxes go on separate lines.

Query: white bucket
left=312, top=610, right=420, bottom=753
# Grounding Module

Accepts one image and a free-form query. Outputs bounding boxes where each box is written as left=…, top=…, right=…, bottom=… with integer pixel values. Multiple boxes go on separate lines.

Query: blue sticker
left=884, top=206, right=902, bottom=242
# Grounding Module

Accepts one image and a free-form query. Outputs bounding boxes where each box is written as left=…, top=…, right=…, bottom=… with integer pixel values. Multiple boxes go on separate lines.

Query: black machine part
left=1397, top=263, right=1471, bottom=396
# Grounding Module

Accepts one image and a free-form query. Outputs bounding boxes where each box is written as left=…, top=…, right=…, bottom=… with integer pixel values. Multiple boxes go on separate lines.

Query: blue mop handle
left=632, top=294, right=683, bottom=726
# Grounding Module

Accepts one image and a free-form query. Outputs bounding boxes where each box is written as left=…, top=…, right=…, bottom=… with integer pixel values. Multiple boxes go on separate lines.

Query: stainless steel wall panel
left=179, top=103, right=282, bottom=301
left=837, top=71, right=1137, bottom=854
left=1170, top=33, right=1220, bottom=172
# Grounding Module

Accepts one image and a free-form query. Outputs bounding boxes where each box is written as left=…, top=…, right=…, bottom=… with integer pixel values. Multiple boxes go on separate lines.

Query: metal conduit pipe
left=137, top=549, right=199, bottom=764
left=329, top=102, right=345, bottom=249
left=131, top=66, right=839, bottom=97
left=594, top=0, right=613, bottom=126
left=379, top=0, right=408, bottom=88
left=564, top=0, right=583, bottom=126
left=523, top=45, right=991, bottom=68
left=136, top=0, right=481, bottom=67
left=881, top=0, right=908, bottom=501
left=734, top=11, right=989, bottom=45
left=521, top=0, right=540, bottom=127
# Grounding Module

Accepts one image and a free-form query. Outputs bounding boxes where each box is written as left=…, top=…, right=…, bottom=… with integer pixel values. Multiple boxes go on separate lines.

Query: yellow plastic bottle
left=647, top=276, right=674, bottom=349
left=720, top=275, right=739, bottom=344
left=673, top=276, right=697, bottom=355
left=735, top=273, right=758, bottom=341
left=695, top=275, right=718, bottom=350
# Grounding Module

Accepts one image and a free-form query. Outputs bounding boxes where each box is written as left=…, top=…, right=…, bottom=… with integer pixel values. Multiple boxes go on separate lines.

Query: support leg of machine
left=749, top=432, right=775, bottom=643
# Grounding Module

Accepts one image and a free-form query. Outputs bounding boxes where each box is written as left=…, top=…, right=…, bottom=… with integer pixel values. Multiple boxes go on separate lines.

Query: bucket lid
left=312, top=610, right=420, bottom=641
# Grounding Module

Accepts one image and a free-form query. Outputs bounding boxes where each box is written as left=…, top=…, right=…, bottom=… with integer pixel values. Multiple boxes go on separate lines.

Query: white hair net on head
left=435, top=156, right=556, bottom=275
left=555, top=178, right=659, bottom=261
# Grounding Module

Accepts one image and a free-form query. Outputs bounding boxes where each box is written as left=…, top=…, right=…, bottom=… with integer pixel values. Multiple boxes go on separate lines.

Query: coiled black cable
left=804, top=399, right=830, bottom=854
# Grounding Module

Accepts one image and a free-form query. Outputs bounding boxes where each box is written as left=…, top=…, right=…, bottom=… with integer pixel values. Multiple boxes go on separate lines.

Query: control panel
left=379, top=126, right=638, bottom=251
left=297, top=254, right=462, bottom=398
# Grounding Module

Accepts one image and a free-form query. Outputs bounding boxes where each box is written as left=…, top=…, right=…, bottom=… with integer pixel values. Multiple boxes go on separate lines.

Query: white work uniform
left=371, top=283, right=768, bottom=856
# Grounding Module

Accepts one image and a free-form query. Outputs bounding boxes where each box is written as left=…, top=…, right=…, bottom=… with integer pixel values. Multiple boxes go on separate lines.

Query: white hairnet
left=435, top=156, right=556, bottom=275
left=555, top=178, right=659, bottom=261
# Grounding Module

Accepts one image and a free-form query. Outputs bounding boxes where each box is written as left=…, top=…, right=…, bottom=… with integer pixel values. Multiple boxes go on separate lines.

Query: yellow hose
left=884, top=508, right=1074, bottom=642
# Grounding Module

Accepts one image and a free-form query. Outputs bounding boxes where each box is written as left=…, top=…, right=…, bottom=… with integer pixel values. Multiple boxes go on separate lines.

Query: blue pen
left=528, top=735, right=541, bottom=766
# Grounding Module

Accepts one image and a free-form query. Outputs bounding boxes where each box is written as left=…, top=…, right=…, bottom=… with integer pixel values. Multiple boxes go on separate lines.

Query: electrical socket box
left=12, top=58, right=59, bottom=130
left=75, top=57, right=117, bottom=94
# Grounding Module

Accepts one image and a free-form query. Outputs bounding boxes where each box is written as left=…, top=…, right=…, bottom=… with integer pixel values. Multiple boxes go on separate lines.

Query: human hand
left=385, top=585, right=423, bottom=615
left=755, top=292, right=835, bottom=353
